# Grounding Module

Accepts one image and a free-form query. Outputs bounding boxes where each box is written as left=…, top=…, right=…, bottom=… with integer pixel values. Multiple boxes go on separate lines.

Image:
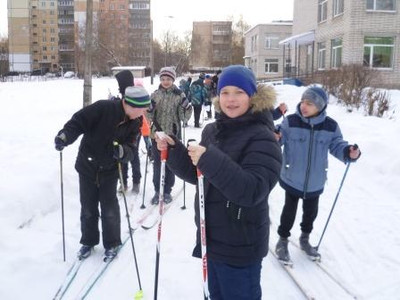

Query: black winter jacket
left=167, top=85, right=282, bottom=266
left=58, top=99, right=141, bottom=184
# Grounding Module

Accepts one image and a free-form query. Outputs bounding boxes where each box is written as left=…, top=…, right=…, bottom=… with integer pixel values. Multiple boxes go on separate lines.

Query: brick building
left=281, top=0, right=400, bottom=87
left=190, top=21, right=232, bottom=71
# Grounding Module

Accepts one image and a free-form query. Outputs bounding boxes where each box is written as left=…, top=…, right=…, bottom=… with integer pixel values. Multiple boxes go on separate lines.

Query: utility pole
left=83, top=0, right=93, bottom=107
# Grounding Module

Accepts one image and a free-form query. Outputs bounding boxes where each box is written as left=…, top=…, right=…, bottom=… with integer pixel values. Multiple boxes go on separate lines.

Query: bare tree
left=83, top=0, right=93, bottom=106
left=0, top=37, right=8, bottom=77
left=231, top=15, right=250, bottom=65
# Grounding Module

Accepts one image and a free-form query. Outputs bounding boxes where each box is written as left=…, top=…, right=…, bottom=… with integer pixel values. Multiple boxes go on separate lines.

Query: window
left=333, top=0, right=344, bottom=16
left=251, top=35, right=258, bottom=52
left=130, top=2, right=150, bottom=9
left=317, top=42, right=326, bottom=70
left=265, top=59, right=279, bottom=73
left=367, top=0, right=395, bottom=11
left=363, top=37, right=394, bottom=68
left=331, top=38, right=342, bottom=68
left=318, top=0, right=328, bottom=22
left=265, top=36, right=279, bottom=49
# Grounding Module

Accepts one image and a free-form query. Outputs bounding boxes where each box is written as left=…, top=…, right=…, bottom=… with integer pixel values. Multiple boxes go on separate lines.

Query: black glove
left=147, top=99, right=156, bottom=113
left=54, top=132, right=67, bottom=151
left=181, top=97, right=191, bottom=109
left=274, top=124, right=281, bottom=134
left=113, top=143, right=124, bottom=161
left=172, top=86, right=183, bottom=95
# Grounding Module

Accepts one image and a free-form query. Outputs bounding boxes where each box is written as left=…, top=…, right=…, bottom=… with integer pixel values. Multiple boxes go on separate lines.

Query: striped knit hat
left=159, top=67, right=176, bottom=81
left=124, top=86, right=151, bottom=108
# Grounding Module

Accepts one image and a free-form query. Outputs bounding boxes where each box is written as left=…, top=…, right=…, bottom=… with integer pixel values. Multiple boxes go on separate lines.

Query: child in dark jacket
left=54, top=86, right=150, bottom=261
left=274, top=86, right=361, bottom=264
left=155, top=65, right=282, bottom=299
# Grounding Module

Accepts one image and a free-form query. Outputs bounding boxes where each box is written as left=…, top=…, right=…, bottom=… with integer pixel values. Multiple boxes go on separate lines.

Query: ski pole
left=153, top=148, right=168, bottom=300
left=140, top=152, right=149, bottom=209
left=59, top=151, right=66, bottom=262
left=196, top=167, right=209, bottom=299
left=316, top=160, right=353, bottom=251
left=115, top=143, right=143, bottom=298
left=181, top=121, right=186, bottom=210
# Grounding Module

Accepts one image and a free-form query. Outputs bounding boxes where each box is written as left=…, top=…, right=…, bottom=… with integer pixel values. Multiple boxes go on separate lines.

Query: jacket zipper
left=303, top=124, right=314, bottom=199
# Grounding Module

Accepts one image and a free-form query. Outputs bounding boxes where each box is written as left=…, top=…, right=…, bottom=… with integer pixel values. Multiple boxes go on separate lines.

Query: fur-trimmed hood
left=213, top=84, right=277, bottom=114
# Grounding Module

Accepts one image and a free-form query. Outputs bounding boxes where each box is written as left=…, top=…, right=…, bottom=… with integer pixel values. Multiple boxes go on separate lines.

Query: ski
left=290, top=240, right=358, bottom=299
left=53, top=258, right=85, bottom=300
left=269, top=246, right=316, bottom=300
left=76, top=236, right=130, bottom=299
left=140, top=185, right=184, bottom=230
left=141, top=202, right=173, bottom=230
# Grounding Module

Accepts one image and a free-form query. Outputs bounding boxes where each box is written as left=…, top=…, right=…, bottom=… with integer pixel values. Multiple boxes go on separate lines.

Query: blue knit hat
left=301, top=87, right=328, bottom=111
left=124, top=86, right=150, bottom=108
left=217, top=65, right=257, bottom=97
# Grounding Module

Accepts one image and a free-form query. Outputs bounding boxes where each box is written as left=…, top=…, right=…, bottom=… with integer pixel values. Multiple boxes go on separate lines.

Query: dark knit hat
left=159, top=67, right=176, bottom=81
left=124, top=86, right=150, bottom=108
left=301, top=86, right=328, bottom=111
left=115, top=70, right=134, bottom=95
left=217, top=65, right=257, bottom=97
left=199, top=72, right=206, bottom=79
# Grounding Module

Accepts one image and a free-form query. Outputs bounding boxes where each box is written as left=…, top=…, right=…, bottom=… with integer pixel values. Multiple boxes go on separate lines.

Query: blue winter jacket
left=279, top=104, right=351, bottom=199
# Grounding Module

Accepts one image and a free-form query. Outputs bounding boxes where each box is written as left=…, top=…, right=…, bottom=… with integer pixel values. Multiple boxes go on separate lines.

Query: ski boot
left=104, top=246, right=120, bottom=262
left=77, top=245, right=92, bottom=260
left=118, top=183, right=127, bottom=194
left=275, top=237, right=293, bottom=266
left=299, top=232, right=321, bottom=262
left=131, top=183, right=140, bottom=194
left=151, top=192, right=159, bottom=205
left=164, top=193, right=173, bottom=204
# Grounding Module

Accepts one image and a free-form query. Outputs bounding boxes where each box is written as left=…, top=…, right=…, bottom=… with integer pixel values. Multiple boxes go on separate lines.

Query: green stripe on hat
left=124, top=86, right=150, bottom=108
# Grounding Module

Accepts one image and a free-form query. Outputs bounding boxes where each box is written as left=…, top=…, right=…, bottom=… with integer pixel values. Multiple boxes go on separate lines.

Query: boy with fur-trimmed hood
left=154, top=65, right=282, bottom=299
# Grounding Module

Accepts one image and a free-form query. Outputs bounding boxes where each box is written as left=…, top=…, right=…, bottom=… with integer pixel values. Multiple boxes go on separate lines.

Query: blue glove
left=54, top=132, right=67, bottom=151
left=113, top=143, right=124, bottom=161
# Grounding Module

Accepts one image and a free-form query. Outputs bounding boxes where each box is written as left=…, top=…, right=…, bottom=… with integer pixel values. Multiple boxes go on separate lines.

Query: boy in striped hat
left=54, top=85, right=150, bottom=261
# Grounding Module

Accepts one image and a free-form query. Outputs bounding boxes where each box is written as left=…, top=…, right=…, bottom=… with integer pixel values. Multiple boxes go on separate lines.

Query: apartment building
left=281, top=0, right=400, bottom=87
left=244, top=22, right=293, bottom=80
left=8, top=0, right=151, bottom=74
left=58, top=0, right=75, bottom=72
left=190, top=21, right=232, bottom=71
left=128, top=0, right=151, bottom=67
left=8, top=0, right=33, bottom=72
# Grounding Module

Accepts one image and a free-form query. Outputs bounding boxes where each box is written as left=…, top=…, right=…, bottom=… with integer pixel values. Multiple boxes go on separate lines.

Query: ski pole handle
left=187, top=138, right=196, bottom=147
left=161, top=149, right=168, bottom=161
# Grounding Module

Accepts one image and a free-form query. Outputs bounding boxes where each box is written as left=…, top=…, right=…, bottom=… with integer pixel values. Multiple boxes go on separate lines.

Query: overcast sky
left=0, top=0, right=293, bottom=39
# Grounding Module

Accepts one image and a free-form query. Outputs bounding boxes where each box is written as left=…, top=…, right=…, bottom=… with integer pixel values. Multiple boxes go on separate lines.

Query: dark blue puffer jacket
left=167, top=84, right=282, bottom=266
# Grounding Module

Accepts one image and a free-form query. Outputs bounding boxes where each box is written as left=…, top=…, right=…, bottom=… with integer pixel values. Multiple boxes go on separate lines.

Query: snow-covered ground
left=0, top=76, right=399, bottom=299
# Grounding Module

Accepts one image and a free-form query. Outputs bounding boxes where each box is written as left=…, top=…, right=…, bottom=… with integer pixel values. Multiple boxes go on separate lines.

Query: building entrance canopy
left=279, top=31, right=315, bottom=47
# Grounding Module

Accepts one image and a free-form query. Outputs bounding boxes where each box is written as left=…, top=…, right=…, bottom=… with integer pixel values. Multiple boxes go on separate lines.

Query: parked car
left=63, top=71, right=75, bottom=78
left=5, top=71, right=20, bottom=76
left=31, top=69, right=44, bottom=76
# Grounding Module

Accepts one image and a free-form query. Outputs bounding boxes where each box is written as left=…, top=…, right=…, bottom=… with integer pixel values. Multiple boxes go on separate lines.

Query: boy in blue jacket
left=274, top=86, right=361, bottom=264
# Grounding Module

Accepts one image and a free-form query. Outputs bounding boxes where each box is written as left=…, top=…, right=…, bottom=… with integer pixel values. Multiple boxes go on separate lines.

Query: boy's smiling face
left=160, top=76, right=174, bottom=89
